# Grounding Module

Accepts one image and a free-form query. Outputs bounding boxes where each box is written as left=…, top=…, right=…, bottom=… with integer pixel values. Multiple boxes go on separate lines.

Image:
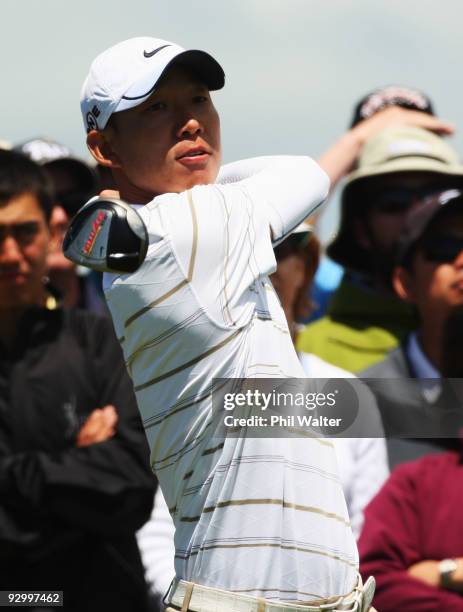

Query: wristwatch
left=438, top=558, right=458, bottom=588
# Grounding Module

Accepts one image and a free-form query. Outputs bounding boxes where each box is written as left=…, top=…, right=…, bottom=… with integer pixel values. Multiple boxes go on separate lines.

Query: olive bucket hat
left=327, top=126, right=463, bottom=273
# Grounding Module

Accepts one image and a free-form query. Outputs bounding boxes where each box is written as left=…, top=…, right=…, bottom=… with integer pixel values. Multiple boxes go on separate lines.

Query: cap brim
left=293, top=222, right=313, bottom=234
left=419, top=192, right=463, bottom=230
left=288, top=223, right=313, bottom=247
left=397, top=193, right=463, bottom=263
left=115, top=49, right=224, bottom=113
left=345, top=157, right=463, bottom=186
left=329, top=162, right=463, bottom=272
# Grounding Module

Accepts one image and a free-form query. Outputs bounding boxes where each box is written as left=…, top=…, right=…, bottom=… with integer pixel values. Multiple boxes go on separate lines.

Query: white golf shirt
left=103, top=156, right=358, bottom=601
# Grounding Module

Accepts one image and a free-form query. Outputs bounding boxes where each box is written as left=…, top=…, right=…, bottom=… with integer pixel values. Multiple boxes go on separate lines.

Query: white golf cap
left=80, top=36, right=225, bottom=133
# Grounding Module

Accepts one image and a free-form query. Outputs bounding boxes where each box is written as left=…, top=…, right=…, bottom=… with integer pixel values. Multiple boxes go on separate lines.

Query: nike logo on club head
left=143, top=44, right=171, bottom=58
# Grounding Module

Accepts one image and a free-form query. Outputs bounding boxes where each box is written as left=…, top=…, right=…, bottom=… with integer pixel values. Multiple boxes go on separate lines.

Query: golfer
left=71, top=36, right=450, bottom=612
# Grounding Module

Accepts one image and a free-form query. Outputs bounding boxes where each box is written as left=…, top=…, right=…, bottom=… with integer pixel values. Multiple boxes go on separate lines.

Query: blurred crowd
left=1, top=85, right=463, bottom=611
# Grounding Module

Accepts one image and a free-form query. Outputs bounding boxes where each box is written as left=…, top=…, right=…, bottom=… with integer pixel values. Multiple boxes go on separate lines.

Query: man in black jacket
left=0, top=149, right=157, bottom=610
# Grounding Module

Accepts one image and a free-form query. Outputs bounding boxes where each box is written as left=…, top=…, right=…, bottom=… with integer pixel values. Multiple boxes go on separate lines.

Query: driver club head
left=63, top=197, right=148, bottom=273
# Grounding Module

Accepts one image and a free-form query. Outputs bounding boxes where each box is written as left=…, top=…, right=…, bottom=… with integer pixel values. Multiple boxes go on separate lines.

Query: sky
left=2, top=0, right=463, bottom=240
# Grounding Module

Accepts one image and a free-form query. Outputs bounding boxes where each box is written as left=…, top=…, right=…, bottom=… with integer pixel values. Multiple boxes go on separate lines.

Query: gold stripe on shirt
left=180, top=498, right=350, bottom=527
left=126, top=308, right=204, bottom=371
left=134, top=328, right=242, bottom=392
left=186, top=190, right=198, bottom=280
left=125, top=279, right=188, bottom=328
left=220, top=195, right=234, bottom=326
left=124, top=189, right=198, bottom=329
left=177, top=541, right=357, bottom=568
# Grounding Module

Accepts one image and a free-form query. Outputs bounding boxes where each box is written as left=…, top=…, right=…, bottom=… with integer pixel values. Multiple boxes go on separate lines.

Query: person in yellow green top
left=297, top=125, right=463, bottom=373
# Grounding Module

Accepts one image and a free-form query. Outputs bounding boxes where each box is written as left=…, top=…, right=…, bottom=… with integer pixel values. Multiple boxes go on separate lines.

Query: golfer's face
left=109, top=64, right=221, bottom=197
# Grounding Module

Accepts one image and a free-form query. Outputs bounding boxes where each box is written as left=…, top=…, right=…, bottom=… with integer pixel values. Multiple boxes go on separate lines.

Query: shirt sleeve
left=152, top=156, right=329, bottom=325
left=217, top=156, right=330, bottom=244
left=137, top=487, right=176, bottom=599
left=359, top=463, right=463, bottom=611
left=349, top=437, right=389, bottom=540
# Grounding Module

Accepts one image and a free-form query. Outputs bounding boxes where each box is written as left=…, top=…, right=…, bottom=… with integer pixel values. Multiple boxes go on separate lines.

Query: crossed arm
left=359, top=464, right=463, bottom=611
left=0, top=315, right=156, bottom=562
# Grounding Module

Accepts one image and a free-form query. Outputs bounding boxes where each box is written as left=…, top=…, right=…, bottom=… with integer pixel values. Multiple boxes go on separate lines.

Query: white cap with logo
left=80, top=36, right=225, bottom=133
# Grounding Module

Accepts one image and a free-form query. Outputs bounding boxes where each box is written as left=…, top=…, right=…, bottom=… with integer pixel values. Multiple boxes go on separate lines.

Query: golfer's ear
left=393, top=265, right=415, bottom=303
left=87, top=128, right=122, bottom=169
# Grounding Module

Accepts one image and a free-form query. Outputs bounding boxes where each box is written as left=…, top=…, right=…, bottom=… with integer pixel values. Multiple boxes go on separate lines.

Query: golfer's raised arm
left=217, top=155, right=329, bottom=243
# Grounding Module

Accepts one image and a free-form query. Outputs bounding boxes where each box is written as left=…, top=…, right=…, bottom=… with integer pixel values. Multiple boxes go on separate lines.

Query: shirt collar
left=406, top=332, right=441, bottom=402
left=407, top=332, right=440, bottom=379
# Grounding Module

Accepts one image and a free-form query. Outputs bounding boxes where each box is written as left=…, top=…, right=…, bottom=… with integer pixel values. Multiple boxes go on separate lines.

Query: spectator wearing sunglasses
left=15, top=138, right=106, bottom=311
left=297, top=126, right=463, bottom=373
left=360, top=189, right=463, bottom=466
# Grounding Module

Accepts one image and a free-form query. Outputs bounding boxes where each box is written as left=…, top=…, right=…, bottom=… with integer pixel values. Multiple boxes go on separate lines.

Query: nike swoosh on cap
left=143, top=44, right=171, bottom=58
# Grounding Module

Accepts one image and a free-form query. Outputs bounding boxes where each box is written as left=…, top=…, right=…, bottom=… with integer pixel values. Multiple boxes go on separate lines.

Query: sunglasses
left=370, top=187, right=445, bottom=214
left=421, top=234, right=463, bottom=263
left=0, top=222, right=41, bottom=248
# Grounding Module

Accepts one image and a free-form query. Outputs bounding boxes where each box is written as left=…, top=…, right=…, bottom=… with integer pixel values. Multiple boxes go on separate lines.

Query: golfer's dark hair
left=0, top=149, right=54, bottom=221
